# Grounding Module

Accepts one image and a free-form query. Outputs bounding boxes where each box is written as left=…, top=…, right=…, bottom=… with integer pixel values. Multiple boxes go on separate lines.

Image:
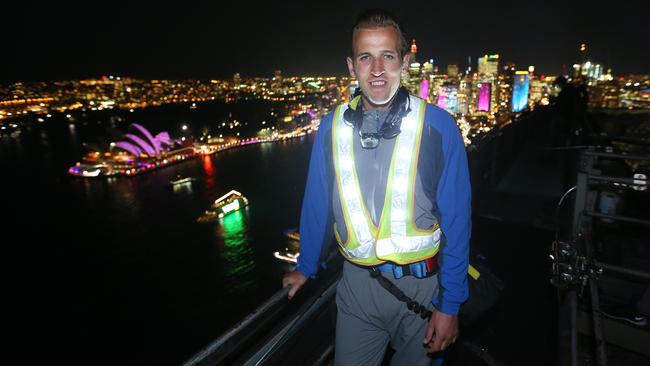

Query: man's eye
left=384, top=54, right=394, bottom=60
left=359, top=55, right=369, bottom=61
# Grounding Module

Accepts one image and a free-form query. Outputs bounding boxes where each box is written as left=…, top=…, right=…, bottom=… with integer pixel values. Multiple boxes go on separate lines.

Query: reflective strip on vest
left=332, top=95, right=441, bottom=265
left=332, top=103, right=376, bottom=259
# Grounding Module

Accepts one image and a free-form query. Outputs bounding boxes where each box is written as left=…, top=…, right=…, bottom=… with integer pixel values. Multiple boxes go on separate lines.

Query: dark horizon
left=4, top=0, right=649, bottom=83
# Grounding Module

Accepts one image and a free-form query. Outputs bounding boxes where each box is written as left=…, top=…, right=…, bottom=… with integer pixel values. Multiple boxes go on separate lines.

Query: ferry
left=169, top=175, right=196, bottom=186
left=197, top=190, right=248, bottom=223
left=273, top=250, right=300, bottom=264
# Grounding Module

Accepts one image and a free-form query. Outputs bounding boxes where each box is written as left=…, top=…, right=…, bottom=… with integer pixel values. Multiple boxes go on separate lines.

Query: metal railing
left=553, top=146, right=650, bottom=366
left=182, top=257, right=342, bottom=366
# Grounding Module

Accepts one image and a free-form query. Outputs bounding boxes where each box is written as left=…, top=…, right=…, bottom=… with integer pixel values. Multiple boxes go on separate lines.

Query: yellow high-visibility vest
left=332, top=95, right=441, bottom=266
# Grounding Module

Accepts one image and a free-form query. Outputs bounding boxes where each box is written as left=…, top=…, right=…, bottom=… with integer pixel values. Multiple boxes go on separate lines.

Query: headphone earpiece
left=343, top=102, right=363, bottom=129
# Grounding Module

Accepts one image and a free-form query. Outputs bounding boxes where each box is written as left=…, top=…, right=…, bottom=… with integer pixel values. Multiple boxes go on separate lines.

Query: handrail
left=595, top=260, right=650, bottom=281
left=586, top=211, right=650, bottom=227
left=242, top=279, right=338, bottom=365
left=584, top=150, right=650, bottom=162
left=588, top=175, right=647, bottom=186
left=182, top=255, right=342, bottom=366
left=182, top=288, right=290, bottom=366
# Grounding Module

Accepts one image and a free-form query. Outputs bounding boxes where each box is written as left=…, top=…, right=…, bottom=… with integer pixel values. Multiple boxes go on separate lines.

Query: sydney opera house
left=68, top=123, right=195, bottom=177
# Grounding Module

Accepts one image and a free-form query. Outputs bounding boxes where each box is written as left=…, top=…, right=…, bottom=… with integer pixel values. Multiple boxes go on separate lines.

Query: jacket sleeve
left=430, top=109, right=472, bottom=316
left=296, top=114, right=332, bottom=278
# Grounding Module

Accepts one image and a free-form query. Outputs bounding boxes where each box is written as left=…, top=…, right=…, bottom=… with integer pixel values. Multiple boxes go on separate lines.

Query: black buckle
left=401, top=264, right=412, bottom=276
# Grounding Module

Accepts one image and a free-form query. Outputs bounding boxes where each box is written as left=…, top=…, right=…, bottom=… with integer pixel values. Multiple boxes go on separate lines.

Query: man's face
left=347, top=26, right=408, bottom=109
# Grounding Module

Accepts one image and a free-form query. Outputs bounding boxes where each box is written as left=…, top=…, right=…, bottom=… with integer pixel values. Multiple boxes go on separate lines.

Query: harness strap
left=368, top=267, right=433, bottom=320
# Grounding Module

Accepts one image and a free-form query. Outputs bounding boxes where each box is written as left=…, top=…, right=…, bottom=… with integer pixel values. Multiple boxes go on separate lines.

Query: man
left=283, top=9, right=471, bottom=365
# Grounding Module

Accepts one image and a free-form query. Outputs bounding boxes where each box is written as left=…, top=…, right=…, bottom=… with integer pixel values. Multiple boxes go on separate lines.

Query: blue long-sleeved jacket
left=296, top=101, right=471, bottom=315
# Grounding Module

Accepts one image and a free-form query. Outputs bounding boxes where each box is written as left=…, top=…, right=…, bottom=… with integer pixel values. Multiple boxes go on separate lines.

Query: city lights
left=1, top=46, right=649, bottom=148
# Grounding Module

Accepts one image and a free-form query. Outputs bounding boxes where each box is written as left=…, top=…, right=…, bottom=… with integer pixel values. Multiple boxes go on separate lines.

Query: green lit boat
left=197, top=190, right=248, bottom=223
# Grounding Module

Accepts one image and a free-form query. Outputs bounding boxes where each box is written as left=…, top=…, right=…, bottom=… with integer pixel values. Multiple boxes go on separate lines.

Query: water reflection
left=202, top=156, right=215, bottom=190
left=216, top=208, right=255, bottom=285
left=111, top=177, right=142, bottom=214
left=171, top=181, right=194, bottom=195
left=68, top=123, right=77, bottom=141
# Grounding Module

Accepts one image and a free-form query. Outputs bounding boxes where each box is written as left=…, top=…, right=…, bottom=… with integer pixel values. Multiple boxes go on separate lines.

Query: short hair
left=350, top=9, right=408, bottom=58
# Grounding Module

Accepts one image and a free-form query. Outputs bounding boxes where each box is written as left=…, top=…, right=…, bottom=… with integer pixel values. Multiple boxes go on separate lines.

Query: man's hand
left=423, top=310, right=458, bottom=353
left=282, top=270, right=307, bottom=299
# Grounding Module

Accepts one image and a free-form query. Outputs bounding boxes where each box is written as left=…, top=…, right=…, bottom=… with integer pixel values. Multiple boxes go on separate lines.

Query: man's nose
left=371, top=58, right=385, bottom=77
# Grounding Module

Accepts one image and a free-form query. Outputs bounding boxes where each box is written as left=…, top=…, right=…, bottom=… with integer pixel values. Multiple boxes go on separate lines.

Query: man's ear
left=401, top=54, right=409, bottom=73
left=346, top=57, right=356, bottom=78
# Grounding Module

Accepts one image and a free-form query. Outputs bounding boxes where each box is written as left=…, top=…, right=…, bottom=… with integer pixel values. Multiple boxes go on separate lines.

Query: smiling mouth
left=370, top=80, right=387, bottom=86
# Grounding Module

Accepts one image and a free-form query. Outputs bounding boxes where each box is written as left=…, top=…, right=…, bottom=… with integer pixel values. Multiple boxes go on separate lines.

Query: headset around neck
left=343, top=86, right=411, bottom=149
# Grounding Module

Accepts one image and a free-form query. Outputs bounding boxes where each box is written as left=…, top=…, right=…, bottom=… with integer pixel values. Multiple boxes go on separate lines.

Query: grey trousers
left=334, top=260, right=442, bottom=366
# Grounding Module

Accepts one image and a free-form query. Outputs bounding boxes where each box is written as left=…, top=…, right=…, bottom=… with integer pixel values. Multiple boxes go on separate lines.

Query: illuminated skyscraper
left=431, top=75, right=447, bottom=103
left=477, top=82, right=491, bottom=112
left=437, top=85, right=458, bottom=114
left=422, top=60, right=434, bottom=76
left=512, top=71, right=530, bottom=112
left=405, top=61, right=422, bottom=96
left=272, top=70, right=282, bottom=93
left=447, top=64, right=459, bottom=78
left=459, top=78, right=471, bottom=115
left=437, top=87, right=447, bottom=110
left=457, top=93, right=468, bottom=115
left=408, top=39, right=418, bottom=64
left=478, top=54, right=499, bottom=113
left=478, top=54, right=499, bottom=78
left=529, top=77, right=544, bottom=107
left=419, top=79, right=429, bottom=100
left=402, top=39, right=420, bottom=95
left=580, top=61, right=603, bottom=81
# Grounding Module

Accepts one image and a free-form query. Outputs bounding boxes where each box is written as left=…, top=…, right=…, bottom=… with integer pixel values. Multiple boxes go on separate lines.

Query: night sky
left=4, top=0, right=649, bottom=83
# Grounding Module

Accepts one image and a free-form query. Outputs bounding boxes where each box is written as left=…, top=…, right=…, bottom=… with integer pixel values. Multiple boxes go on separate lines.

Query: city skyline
left=4, top=0, right=650, bottom=83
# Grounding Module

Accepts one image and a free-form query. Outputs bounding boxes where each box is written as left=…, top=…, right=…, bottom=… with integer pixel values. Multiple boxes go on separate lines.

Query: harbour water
left=2, top=100, right=313, bottom=365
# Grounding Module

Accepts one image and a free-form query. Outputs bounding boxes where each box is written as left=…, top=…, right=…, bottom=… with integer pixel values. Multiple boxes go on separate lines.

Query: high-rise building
left=478, top=54, right=499, bottom=113
left=437, top=84, right=458, bottom=114
left=581, top=61, right=603, bottom=81
left=457, top=93, right=468, bottom=115
left=497, top=75, right=512, bottom=113
left=422, top=60, right=434, bottom=76
left=529, top=76, right=544, bottom=107
left=405, top=62, right=422, bottom=96
left=477, top=82, right=491, bottom=112
left=401, top=39, right=421, bottom=95
left=437, top=87, right=448, bottom=110
left=478, top=54, right=499, bottom=78
left=272, top=70, right=282, bottom=93
left=512, top=71, right=530, bottom=112
left=408, top=39, right=418, bottom=64
left=447, top=64, right=459, bottom=78
left=419, top=79, right=429, bottom=100
left=431, top=75, right=447, bottom=104
left=459, top=78, right=472, bottom=115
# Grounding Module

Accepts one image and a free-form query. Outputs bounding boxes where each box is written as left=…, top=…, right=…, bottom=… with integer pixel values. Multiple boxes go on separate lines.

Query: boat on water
left=273, top=250, right=300, bottom=264
left=274, top=229, right=301, bottom=263
left=170, top=175, right=196, bottom=186
left=196, top=189, right=248, bottom=223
